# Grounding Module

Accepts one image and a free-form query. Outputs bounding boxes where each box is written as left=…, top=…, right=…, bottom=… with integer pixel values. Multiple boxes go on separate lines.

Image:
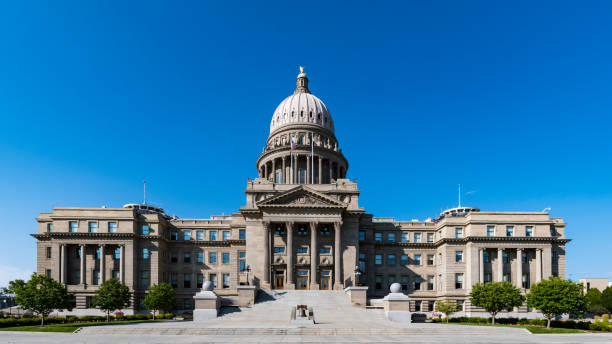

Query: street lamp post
left=354, top=265, right=362, bottom=286
left=244, top=265, right=252, bottom=286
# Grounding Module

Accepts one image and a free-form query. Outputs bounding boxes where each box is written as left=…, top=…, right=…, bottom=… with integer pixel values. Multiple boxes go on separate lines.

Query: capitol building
left=33, top=69, right=570, bottom=315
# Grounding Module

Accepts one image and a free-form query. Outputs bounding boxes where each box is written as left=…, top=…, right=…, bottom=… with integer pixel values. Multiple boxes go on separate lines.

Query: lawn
left=445, top=322, right=585, bottom=334
left=0, top=320, right=165, bottom=333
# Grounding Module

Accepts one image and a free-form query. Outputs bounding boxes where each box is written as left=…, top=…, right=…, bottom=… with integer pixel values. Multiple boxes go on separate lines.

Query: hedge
left=429, top=316, right=611, bottom=331
left=0, top=313, right=174, bottom=328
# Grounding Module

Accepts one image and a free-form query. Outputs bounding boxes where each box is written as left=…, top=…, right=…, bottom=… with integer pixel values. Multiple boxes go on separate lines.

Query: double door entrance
left=275, top=270, right=332, bottom=290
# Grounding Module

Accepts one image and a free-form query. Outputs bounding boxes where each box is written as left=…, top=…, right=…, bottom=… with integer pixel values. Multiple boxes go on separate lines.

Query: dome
left=269, top=68, right=334, bottom=135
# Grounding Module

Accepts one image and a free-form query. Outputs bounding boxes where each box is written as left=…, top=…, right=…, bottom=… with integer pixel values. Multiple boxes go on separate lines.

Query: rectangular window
left=142, top=248, right=150, bottom=260
left=275, top=171, right=282, bottom=184
left=95, top=247, right=100, bottom=259
left=89, top=222, right=97, bottom=233
left=414, top=233, right=422, bottom=243
left=427, top=254, right=434, bottom=265
left=455, top=273, right=464, bottom=289
left=184, top=230, right=191, bottom=241
left=522, top=274, right=530, bottom=289
left=239, top=229, right=246, bottom=240
left=76, top=247, right=81, bottom=258
left=298, top=169, right=306, bottom=184
left=222, top=252, right=230, bottom=264
left=297, top=226, right=308, bottom=236
left=414, top=277, right=422, bottom=291
left=297, top=247, right=308, bottom=254
left=427, top=275, right=434, bottom=290
left=141, top=225, right=150, bottom=235
left=401, top=276, right=409, bottom=291
left=93, top=270, right=100, bottom=285
left=387, top=254, right=396, bottom=265
left=69, top=221, right=78, bottom=232
left=46, top=247, right=52, bottom=259
left=141, top=270, right=150, bottom=288
left=506, top=226, right=514, bottom=237
left=197, top=252, right=204, bottom=263
left=184, top=252, right=191, bottom=263
left=170, top=273, right=178, bottom=288
left=414, top=254, right=421, bottom=265
left=375, top=232, right=382, bottom=243
left=503, top=273, right=511, bottom=282
left=274, top=247, right=285, bottom=253
left=47, top=223, right=53, bottom=232
left=375, top=254, right=383, bottom=265
left=487, top=225, right=494, bottom=237
left=114, top=248, right=120, bottom=260
left=522, top=252, right=527, bottom=263
left=484, top=273, right=492, bottom=283
left=108, top=222, right=117, bottom=233
left=170, top=252, right=178, bottom=264
left=239, top=252, right=246, bottom=271
left=483, top=251, right=490, bottom=263
left=171, top=231, right=178, bottom=240
left=112, top=270, right=119, bottom=279
left=359, top=253, right=366, bottom=273
left=550, top=226, right=556, bottom=236
left=503, top=251, right=509, bottom=263
left=184, top=274, right=191, bottom=288
left=222, top=231, right=230, bottom=241
left=455, top=227, right=462, bottom=238
left=197, top=273, right=204, bottom=288
left=209, top=231, right=217, bottom=241
left=388, top=233, right=395, bottom=243
left=401, top=232, right=409, bottom=243
left=525, top=226, right=533, bottom=237
left=209, top=252, right=217, bottom=264
left=196, top=231, right=204, bottom=240
left=401, top=254, right=408, bottom=265
left=428, top=301, right=435, bottom=312
left=427, top=233, right=434, bottom=243
left=375, top=276, right=383, bottom=290
left=359, top=231, right=365, bottom=241
left=210, top=274, right=217, bottom=288
left=455, top=251, right=463, bottom=262
left=223, top=274, right=230, bottom=288
left=387, top=275, right=396, bottom=289
left=415, top=300, right=422, bottom=312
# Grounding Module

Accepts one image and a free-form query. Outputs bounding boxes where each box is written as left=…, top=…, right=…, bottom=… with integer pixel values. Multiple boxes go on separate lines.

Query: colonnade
left=477, top=247, right=545, bottom=289
left=58, top=243, right=124, bottom=285
left=260, top=154, right=345, bottom=184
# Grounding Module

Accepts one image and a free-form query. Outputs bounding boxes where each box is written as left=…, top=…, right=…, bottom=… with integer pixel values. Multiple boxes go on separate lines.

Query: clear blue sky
left=1, top=1, right=611, bottom=287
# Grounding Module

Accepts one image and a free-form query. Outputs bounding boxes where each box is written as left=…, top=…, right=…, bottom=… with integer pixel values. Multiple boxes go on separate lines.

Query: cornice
left=256, top=145, right=348, bottom=168
left=361, top=236, right=570, bottom=248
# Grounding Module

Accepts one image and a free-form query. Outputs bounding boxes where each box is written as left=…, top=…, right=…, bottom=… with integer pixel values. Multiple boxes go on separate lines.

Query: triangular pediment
left=256, top=186, right=347, bottom=209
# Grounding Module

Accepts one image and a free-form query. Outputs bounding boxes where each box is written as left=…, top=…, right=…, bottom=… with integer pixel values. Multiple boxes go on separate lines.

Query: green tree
left=11, top=274, right=74, bottom=326
left=601, top=286, right=612, bottom=313
left=142, top=283, right=175, bottom=319
left=585, top=288, right=605, bottom=315
left=470, top=282, right=524, bottom=325
left=526, top=277, right=586, bottom=328
left=92, top=278, right=131, bottom=322
left=434, top=300, right=459, bottom=323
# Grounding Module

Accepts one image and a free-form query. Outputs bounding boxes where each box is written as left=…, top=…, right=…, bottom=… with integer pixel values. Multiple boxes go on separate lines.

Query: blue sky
left=1, top=1, right=611, bottom=287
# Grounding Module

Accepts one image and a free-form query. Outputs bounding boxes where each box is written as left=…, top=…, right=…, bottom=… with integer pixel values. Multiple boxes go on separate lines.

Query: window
left=170, top=252, right=178, bottom=264
left=456, top=300, right=464, bottom=311
left=359, top=231, right=365, bottom=241
left=506, top=226, right=514, bottom=237
left=484, top=273, right=492, bottom=283
left=141, top=225, right=150, bottom=235
left=45, top=269, right=51, bottom=278
left=483, top=251, right=490, bottom=263
left=141, top=271, right=150, bottom=288
left=387, top=275, right=396, bottom=289
left=69, top=221, right=78, bottom=232
left=414, top=277, right=422, bottom=291
left=428, top=301, right=435, bottom=312
left=455, top=227, right=463, bottom=238
left=76, top=247, right=82, bottom=258
left=550, top=226, right=556, bottom=236
left=455, top=251, right=463, bottom=262
left=298, top=169, right=306, bottom=184
left=47, top=223, right=53, bottom=232
left=239, top=252, right=246, bottom=271
left=415, top=300, right=422, bottom=311
left=142, top=248, right=150, bottom=260
left=439, top=274, right=442, bottom=290
left=170, top=273, right=178, bottom=288
left=414, top=254, right=421, bottom=265
left=222, top=274, right=230, bottom=288
left=95, top=247, right=101, bottom=259
left=503, top=273, right=511, bottom=282
left=503, top=251, right=509, bottom=263
left=320, top=226, right=331, bottom=236
left=274, top=247, right=285, bottom=254
left=375, top=276, right=383, bottom=290
left=171, top=231, right=178, bottom=240
left=222, top=252, right=230, bottom=264
left=89, top=222, right=97, bottom=233
left=197, top=252, right=204, bottom=264
left=525, top=226, right=533, bottom=237
left=108, top=222, right=117, bottom=233
left=455, top=273, right=464, bottom=289
left=427, top=233, right=434, bottom=243
left=209, top=231, right=217, bottom=241
left=375, top=232, right=382, bottom=243
left=487, top=225, right=494, bottom=237
left=197, top=273, right=204, bottom=288
left=522, top=252, right=528, bottom=263
left=209, top=252, right=217, bottom=264
left=114, top=248, right=120, bottom=260
left=112, top=270, right=119, bottom=279
left=297, top=226, right=308, bottom=236
left=359, top=253, right=366, bottom=273
left=320, top=247, right=331, bottom=254
left=184, top=252, right=191, bottom=263
left=401, top=254, right=408, bottom=265
left=275, top=171, right=282, bottom=183
left=297, top=247, right=308, bottom=254
left=222, top=231, right=230, bottom=241
left=275, top=225, right=285, bottom=236
left=400, top=232, right=409, bottom=243
left=74, top=271, right=80, bottom=284
left=414, top=233, right=422, bottom=243
left=375, top=254, right=383, bottom=265
left=239, top=229, right=246, bottom=240
left=93, top=270, right=100, bottom=285
left=387, top=254, right=396, bottom=265
left=427, top=254, right=434, bottom=265
left=522, top=274, right=530, bottom=289
left=427, top=276, right=434, bottom=290
left=46, top=247, right=52, bottom=259
left=196, top=231, right=204, bottom=240
left=184, top=274, right=191, bottom=288
left=401, top=276, right=409, bottom=291
left=184, top=230, right=191, bottom=241
left=388, top=233, right=396, bottom=243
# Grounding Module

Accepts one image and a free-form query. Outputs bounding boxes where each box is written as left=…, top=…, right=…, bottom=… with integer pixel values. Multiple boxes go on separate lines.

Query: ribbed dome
left=269, top=68, right=334, bottom=135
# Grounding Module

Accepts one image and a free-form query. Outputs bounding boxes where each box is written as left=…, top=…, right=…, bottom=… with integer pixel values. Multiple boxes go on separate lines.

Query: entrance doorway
left=320, top=271, right=331, bottom=290
left=296, top=270, right=309, bottom=290
left=274, top=270, right=285, bottom=289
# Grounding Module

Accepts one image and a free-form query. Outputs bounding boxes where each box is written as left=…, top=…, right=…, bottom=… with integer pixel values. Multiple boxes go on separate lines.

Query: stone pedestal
left=383, top=283, right=411, bottom=323
left=344, top=286, right=368, bottom=307
left=193, top=282, right=220, bottom=321
left=237, top=285, right=258, bottom=307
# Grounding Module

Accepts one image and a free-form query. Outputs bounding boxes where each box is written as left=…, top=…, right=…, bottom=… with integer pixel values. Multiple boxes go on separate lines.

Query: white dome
left=269, top=92, right=334, bottom=134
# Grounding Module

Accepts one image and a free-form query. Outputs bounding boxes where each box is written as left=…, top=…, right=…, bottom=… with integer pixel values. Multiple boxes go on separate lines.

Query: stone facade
left=32, top=69, right=570, bottom=314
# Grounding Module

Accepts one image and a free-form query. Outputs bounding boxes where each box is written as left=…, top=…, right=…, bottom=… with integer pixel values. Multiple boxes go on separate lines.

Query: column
left=293, top=154, right=298, bottom=184
left=282, top=156, right=286, bottom=184
left=318, top=156, right=322, bottom=184
left=119, top=245, right=124, bottom=284
left=80, top=244, right=86, bottom=285
left=264, top=162, right=268, bottom=180
left=272, top=158, right=276, bottom=183
left=479, top=248, right=484, bottom=283
left=100, top=244, right=105, bottom=283
left=263, top=222, right=271, bottom=286
left=60, top=244, right=67, bottom=284
left=535, top=249, right=542, bottom=282
left=306, top=155, right=311, bottom=184
left=333, top=222, right=343, bottom=289
left=310, top=222, right=318, bottom=288
left=286, top=222, right=294, bottom=287
left=497, top=248, right=503, bottom=282
left=329, top=160, right=333, bottom=182
left=516, top=248, right=523, bottom=288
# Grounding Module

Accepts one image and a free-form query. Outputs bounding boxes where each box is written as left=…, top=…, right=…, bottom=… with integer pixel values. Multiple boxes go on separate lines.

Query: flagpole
left=311, top=133, right=314, bottom=184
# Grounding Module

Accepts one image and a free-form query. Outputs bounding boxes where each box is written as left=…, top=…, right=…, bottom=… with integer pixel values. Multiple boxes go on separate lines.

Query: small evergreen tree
left=470, top=282, right=524, bottom=325
left=585, top=288, right=605, bottom=315
left=526, top=277, right=586, bottom=328
left=11, top=274, right=74, bottom=326
left=92, top=278, right=131, bottom=322
left=601, top=286, right=612, bottom=313
left=434, top=300, right=459, bottom=323
left=142, top=283, right=175, bottom=319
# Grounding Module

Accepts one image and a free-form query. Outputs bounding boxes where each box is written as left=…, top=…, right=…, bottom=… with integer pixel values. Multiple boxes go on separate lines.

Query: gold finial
left=299, top=66, right=304, bottom=73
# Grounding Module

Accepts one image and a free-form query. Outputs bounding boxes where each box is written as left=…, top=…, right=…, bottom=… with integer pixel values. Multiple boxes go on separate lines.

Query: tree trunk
left=446, top=314, right=449, bottom=323
left=153, top=310, right=156, bottom=320
left=107, top=311, right=110, bottom=323
left=40, top=314, right=45, bottom=327
left=491, top=313, right=496, bottom=325
left=547, top=318, right=551, bottom=329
